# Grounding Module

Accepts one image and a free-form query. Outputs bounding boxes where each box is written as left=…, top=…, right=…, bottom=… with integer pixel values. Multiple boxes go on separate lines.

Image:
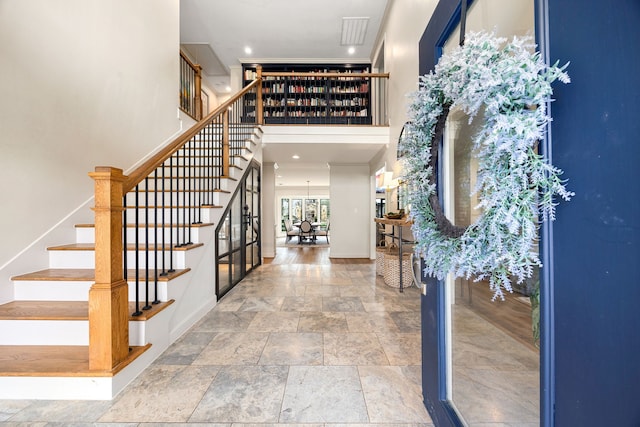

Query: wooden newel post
left=88, top=166, right=129, bottom=371
left=256, top=65, right=263, bottom=125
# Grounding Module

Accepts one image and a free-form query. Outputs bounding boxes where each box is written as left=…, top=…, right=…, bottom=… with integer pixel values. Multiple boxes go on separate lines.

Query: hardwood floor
left=265, top=241, right=372, bottom=266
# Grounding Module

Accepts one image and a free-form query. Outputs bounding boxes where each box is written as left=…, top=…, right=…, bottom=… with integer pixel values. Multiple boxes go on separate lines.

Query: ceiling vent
left=341, top=17, right=369, bottom=46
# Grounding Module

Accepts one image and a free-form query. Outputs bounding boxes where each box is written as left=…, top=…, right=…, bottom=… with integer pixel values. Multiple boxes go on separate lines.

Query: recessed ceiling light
left=292, top=154, right=300, bottom=159
left=277, top=175, right=283, bottom=178
left=225, top=85, right=231, bottom=92
left=348, top=46, right=356, bottom=55
left=244, top=46, right=252, bottom=55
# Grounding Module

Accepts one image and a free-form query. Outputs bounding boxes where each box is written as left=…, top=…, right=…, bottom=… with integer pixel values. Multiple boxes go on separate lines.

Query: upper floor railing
left=247, top=66, right=389, bottom=126
left=179, top=51, right=202, bottom=120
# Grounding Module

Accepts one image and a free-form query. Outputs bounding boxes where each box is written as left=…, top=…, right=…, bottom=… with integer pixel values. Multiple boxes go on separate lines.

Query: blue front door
left=419, top=1, right=640, bottom=426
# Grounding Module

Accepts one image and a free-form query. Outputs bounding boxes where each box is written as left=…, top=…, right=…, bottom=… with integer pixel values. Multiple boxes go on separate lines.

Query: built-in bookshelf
left=242, top=63, right=372, bottom=125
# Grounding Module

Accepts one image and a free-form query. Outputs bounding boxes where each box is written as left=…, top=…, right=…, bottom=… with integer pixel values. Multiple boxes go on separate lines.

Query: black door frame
left=215, top=160, right=262, bottom=298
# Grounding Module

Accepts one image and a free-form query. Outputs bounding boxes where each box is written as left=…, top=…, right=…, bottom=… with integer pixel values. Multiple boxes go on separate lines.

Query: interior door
left=216, top=161, right=261, bottom=298
left=243, top=163, right=261, bottom=273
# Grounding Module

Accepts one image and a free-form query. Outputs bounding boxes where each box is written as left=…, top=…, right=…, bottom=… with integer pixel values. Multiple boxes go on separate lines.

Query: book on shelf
left=244, top=69, right=257, bottom=81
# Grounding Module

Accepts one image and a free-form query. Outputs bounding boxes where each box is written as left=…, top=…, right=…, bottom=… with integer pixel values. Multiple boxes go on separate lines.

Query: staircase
left=0, top=120, right=262, bottom=400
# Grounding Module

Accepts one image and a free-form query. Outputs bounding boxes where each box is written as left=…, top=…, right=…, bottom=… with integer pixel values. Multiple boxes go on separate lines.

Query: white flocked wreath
left=401, top=31, right=573, bottom=300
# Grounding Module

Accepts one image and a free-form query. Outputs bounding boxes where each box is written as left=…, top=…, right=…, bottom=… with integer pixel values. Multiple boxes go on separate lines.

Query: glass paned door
left=244, top=165, right=261, bottom=272
left=216, top=161, right=261, bottom=298
left=291, top=199, right=303, bottom=223
left=319, top=199, right=330, bottom=223
left=281, top=198, right=290, bottom=231
left=304, top=199, right=318, bottom=222
left=438, top=1, right=539, bottom=425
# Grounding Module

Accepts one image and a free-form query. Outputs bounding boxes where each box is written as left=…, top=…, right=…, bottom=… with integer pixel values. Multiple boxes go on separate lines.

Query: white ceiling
left=180, top=0, right=389, bottom=92
left=179, top=0, right=391, bottom=187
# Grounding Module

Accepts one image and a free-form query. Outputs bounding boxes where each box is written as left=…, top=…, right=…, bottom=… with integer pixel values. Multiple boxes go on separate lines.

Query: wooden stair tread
left=0, top=301, right=88, bottom=320
left=12, top=268, right=190, bottom=282
left=0, top=300, right=174, bottom=321
left=46, top=243, right=204, bottom=251
left=0, top=344, right=150, bottom=377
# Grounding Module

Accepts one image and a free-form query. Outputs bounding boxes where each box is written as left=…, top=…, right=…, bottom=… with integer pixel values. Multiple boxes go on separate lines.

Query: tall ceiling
left=179, top=0, right=391, bottom=187
left=180, top=0, right=390, bottom=93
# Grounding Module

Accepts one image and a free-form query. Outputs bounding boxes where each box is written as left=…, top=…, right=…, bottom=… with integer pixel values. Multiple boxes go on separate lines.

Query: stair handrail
left=124, top=79, right=260, bottom=193
left=89, top=78, right=261, bottom=372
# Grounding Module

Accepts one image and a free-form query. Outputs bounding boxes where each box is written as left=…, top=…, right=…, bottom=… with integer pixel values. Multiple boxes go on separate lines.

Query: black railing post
left=143, top=178, right=151, bottom=310
left=132, top=185, right=142, bottom=316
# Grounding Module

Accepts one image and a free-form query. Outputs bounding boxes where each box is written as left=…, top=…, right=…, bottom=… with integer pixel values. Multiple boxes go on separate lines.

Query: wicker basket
left=383, top=250, right=413, bottom=289
left=375, top=245, right=387, bottom=276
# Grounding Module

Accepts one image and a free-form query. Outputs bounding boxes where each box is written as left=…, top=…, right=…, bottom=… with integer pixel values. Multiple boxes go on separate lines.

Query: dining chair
left=284, top=219, right=299, bottom=242
left=315, top=220, right=330, bottom=244
left=298, top=220, right=315, bottom=244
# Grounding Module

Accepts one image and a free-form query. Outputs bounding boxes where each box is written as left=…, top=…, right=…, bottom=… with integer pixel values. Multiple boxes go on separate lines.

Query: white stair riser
left=129, top=305, right=174, bottom=347
left=13, top=280, right=169, bottom=302
left=0, top=320, right=88, bottom=345
left=49, top=250, right=185, bottom=270
left=14, top=281, right=93, bottom=301
left=0, top=319, right=157, bottom=346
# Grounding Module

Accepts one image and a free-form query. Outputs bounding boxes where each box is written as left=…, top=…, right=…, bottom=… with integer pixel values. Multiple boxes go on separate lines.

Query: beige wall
left=0, top=0, right=183, bottom=270
left=329, top=164, right=371, bottom=258
left=372, top=0, right=438, bottom=177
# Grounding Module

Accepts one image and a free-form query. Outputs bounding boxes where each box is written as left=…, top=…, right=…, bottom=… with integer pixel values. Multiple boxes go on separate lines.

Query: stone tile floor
left=0, top=261, right=433, bottom=426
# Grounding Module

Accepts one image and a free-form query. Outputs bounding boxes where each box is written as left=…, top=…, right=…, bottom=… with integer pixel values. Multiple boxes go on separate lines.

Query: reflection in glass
left=218, top=254, right=231, bottom=295
left=440, top=0, right=539, bottom=425
left=304, top=199, right=318, bottom=222
left=231, top=195, right=242, bottom=250
left=320, top=199, right=330, bottom=222
left=281, top=198, right=290, bottom=231
left=245, top=245, right=253, bottom=272
left=291, top=199, right=303, bottom=223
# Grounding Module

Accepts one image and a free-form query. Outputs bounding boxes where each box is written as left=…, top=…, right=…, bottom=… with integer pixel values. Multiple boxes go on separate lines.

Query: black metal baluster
left=168, top=156, right=175, bottom=272
left=218, top=116, right=222, bottom=190
left=132, top=185, right=142, bottom=316
left=187, top=141, right=193, bottom=244
left=205, top=122, right=210, bottom=206
left=194, top=135, right=202, bottom=224
left=160, top=162, right=168, bottom=277
left=153, top=170, right=160, bottom=304
left=181, top=147, right=187, bottom=246
left=143, top=177, right=151, bottom=310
